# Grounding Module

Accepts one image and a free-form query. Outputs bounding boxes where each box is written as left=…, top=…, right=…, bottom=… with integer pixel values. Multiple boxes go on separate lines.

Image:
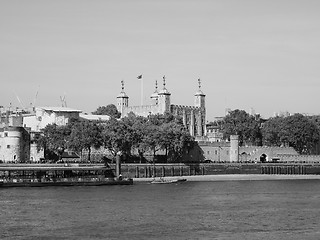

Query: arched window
left=260, top=154, right=267, bottom=163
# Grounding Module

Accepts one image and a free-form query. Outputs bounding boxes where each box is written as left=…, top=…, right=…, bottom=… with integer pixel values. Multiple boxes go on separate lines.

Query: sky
left=1, top=0, right=320, bottom=121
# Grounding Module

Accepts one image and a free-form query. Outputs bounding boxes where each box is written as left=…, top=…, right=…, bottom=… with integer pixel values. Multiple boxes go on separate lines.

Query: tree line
left=36, top=112, right=194, bottom=162
left=219, top=109, right=320, bottom=154
left=37, top=104, right=320, bottom=163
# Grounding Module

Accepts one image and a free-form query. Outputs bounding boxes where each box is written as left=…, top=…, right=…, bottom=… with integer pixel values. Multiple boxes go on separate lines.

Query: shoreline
left=133, top=174, right=320, bottom=182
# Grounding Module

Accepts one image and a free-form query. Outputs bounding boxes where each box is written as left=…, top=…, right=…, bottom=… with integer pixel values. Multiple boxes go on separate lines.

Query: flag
left=137, top=75, right=142, bottom=79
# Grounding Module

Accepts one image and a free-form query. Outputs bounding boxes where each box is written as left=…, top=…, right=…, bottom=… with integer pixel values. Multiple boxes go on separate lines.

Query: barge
left=0, top=164, right=133, bottom=187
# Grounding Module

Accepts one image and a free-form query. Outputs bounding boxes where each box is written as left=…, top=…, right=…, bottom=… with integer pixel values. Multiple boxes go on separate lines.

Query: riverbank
left=133, top=174, right=320, bottom=182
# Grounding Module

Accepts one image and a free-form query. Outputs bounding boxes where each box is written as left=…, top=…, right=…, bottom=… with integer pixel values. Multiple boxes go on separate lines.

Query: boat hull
left=0, top=179, right=133, bottom=188
left=151, top=178, right=187, bottom=184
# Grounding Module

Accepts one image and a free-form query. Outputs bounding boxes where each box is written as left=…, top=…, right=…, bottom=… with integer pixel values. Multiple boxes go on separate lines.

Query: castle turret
left=194, top=79, right=206, bottom=137
left=150, top=80, right=159, bottom=105
left=194, top=78, right=206, bottom=109
left=230, top=135, right=239, bottom=162
left=0, top=126, right=30, bottom=163
left=190, top=110, right=195, bottom=136
left=116, top=80, right=129, bottom=114
left=158, top=76, right=171, bottom=114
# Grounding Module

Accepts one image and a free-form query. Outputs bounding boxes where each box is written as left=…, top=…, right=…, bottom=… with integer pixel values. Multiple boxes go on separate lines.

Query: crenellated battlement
left=171, top=104, right=200, bottom=110
left=122, top=105, right=161, bottom=117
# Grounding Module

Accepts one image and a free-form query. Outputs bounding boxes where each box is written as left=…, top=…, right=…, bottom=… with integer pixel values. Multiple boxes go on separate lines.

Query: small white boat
left=150, top=178, right=187, bottom=184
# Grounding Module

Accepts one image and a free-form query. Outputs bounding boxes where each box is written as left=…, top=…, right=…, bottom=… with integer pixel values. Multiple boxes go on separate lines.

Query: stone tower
left=194, top=78, right=206, bottom=137
left=158, top=76, right=171, bottom=114
left=116, top=80, right=129, bottom=114
left=230, top=135, right=239, bottom=162
left=194, top=78, right=205, bottom=108
left=150, top=80, right=159, bottom=105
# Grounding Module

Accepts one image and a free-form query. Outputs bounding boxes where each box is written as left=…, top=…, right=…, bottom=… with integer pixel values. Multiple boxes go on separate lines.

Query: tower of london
left=116, top=77, right=206, bottom=138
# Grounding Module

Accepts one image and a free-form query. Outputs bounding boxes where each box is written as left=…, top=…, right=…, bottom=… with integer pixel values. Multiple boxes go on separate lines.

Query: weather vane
left=163, top=75, right=166, bottom=88
left=121, top=80, right=124, bottom=91
left=198, top=78, right=201, bottom=89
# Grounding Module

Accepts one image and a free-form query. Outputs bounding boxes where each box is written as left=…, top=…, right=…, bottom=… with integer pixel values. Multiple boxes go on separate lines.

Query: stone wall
left=117, top=163, right=320, bottom=178
left=122, top=105, right=161, bottom=117
left=278, top=154, right=320, bottom=163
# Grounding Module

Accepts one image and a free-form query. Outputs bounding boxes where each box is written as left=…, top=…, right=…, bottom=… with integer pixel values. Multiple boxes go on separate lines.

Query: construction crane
left=60, top=94, right=67, bottom=107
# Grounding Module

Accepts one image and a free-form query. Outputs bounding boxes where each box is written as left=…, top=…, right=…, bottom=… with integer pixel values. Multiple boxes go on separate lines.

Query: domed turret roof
left=117, top=80, right=129, bottom=98
left=117, top=91, right=128, bottom=98
left=195, top=89, right=205, bottom=96
left=195, top=78, right=205, bottom=96
left=150, top=80, right=159, bottom=98
left=150, top=91, right=159, bottom=98
left=158, top=75, right=171, bottom=95
left=158, top=88, right=171, bottom=95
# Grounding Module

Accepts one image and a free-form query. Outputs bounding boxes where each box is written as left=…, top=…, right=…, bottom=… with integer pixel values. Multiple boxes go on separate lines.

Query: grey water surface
left=1, top=180, right=320, bottom=240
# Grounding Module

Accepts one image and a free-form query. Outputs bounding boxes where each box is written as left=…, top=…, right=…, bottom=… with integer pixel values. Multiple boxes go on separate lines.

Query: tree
left=161, top=122, right=194, bottom=162
left=262, top=114, right=320, bottom=154
left=101, top=118, right=132, bottom=160
left=92, top=104, right=121, bottom=118
left=261, top=116, right=284, bottom=146
left=36, top=124, right=71, bottom=160
left=68, top=120, right=103, bottom=161
left=221, top=109, right=262, bottom=146
left=123, top=115, right=150, bottom=162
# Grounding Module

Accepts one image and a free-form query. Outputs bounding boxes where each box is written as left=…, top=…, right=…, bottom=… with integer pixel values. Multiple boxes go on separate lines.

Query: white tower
left=194, top=78, right=205, bottom=108
left=158, top=76, right=171, bottom=114
left=116, top=80, right=129, bottom=114
left=194, top=78, right=206, bottom=136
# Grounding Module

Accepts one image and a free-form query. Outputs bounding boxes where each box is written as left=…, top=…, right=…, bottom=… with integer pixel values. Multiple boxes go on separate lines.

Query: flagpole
left=141, top=76, right=143, bottom=106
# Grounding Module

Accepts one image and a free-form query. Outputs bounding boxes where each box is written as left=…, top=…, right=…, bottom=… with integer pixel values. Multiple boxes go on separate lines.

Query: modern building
left=23, top=107, right=82, bottom=131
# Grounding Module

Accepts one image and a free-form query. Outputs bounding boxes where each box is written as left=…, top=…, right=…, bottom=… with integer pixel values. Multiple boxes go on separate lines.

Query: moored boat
left=150, top=177, right=187, bottom=184
left=0, top=164, right=133, bottom=187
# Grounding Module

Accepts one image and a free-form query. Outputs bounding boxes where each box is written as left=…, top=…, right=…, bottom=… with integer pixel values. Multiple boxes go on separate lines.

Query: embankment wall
left=117, top=163, right=320, bottom=178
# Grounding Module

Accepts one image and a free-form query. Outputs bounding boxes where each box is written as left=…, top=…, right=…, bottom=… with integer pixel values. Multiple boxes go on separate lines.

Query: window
left=7, top=145, right=10, bottom=149
left=226, top=150, right=229, bottom=155
left=215, top=150, right=218, bottom=155
left=207, top=151, right=210, bottom=154
left=4, top=132, right=8, bottom=137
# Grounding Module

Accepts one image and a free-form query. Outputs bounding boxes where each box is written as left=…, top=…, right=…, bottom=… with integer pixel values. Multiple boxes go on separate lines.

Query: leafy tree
left=101, top=118, right=132, bottom=160
left=68, top=120, right=103, bottom=161
left=100, top=113, right=194, bottom=163
left=221, top=109, right=262, bottom=146
left=123, top=115, right=150, bottom=162
left=262, top=114, right=320, bottom=154
left=148, top=112, right=183, bottom=126
left=261, top=116, right=284, bottom=146
left=161, top=122, right=194, bottom=162
left=92, top=104, right=121, bottom=118
left=36, top=124, right=71, bottom=160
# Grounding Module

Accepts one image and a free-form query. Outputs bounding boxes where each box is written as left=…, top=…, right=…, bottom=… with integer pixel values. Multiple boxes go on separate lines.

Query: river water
left=1, top=180, right=320, bottom=240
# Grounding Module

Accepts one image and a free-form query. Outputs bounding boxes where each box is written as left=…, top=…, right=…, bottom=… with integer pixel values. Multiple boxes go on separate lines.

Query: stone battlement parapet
left=171, top=104, right=200, bottom=110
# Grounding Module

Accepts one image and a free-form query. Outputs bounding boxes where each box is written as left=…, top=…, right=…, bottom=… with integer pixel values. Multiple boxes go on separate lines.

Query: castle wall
left=171, top=105, right=206, bottom=137
left=277, top=154, right=320, bottom=163
left=239, top=146, right=299, bottom=162
left=30, top=143, right=44, bottom=162
left=122, top=105, right=162, bottom=117
left=198, top=142, right=231, bottom=162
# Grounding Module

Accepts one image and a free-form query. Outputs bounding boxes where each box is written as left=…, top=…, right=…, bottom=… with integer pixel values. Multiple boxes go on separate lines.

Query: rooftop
left=38, top=107, right=82, bottom=113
